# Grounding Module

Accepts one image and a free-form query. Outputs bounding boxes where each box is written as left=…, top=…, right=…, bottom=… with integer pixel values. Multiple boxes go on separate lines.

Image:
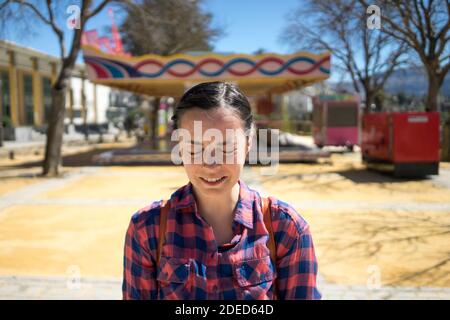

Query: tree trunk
left=426, top=72, right=440, bottom=112
left=42, top=25, right=81, bottom=176
left=365, top=91, right=375, bottom=113
left=43, top=86, right=67, bottom=176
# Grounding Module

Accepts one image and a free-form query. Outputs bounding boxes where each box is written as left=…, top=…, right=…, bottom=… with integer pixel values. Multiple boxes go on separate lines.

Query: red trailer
left=312, top=95, right=360, bottom=150
left=361, top=111, right=440, bottom=177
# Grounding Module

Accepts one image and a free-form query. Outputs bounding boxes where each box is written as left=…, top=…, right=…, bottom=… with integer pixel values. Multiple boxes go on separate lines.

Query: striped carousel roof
left=82, top=45, right=331, bottom=96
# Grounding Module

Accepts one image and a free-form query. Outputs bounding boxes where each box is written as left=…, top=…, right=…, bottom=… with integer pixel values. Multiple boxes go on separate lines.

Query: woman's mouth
left=199, top=176, right=227, bottom=186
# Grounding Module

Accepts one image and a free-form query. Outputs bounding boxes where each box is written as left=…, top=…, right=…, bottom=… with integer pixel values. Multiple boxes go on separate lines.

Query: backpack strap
left=261, top=196, right=278, bottom=300
left=156, top=199, right=169, bottom=268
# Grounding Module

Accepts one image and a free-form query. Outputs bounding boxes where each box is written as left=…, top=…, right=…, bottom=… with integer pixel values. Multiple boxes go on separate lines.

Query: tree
left=0, top=0, right=112, bottom=176
left=118, top=0, right=223, bottom=148
left=281, top=0, right=408, bottom=111
left=359, top=0, right=450, bottom=112
left=119, top=0, right=222, bottom=56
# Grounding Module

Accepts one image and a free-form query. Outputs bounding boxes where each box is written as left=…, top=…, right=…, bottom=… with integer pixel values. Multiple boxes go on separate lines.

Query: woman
left=122, top=81, right=321, bottom=300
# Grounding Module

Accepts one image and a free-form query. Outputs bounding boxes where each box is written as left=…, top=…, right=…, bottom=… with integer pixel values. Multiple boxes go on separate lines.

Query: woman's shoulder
left=129, top=184, right=187, bottom=229
left=265, top=195, right=310, bottom=236
left=129, top=199, right=164, bottom=230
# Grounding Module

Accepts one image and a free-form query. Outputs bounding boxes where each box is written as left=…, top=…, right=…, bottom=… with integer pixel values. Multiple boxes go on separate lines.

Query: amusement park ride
left=81, top=8, right=129, bottom=57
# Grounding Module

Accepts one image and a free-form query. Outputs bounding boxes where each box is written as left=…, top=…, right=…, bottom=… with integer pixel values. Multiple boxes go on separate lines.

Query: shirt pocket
left=232, top=255, right=276, bottom=299
left=157, top=256, right=192, bottom=299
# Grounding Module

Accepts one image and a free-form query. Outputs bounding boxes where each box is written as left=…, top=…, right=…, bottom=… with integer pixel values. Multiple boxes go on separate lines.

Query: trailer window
left=327, top=106, right=357, bottom=127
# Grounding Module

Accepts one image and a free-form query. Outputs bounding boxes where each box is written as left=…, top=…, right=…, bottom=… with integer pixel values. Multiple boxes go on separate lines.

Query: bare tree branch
left=45, top=0, right=65, bottom=59
left=12, top=0, right=51, bottom=24
left=281, top=0, right=407, bottom=110
left=87, top=0, right=109, bottom=19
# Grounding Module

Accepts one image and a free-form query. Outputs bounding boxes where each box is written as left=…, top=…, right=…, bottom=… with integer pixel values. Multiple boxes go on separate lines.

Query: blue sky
left=2, top=0, right=302, bottom=57
left=202, top=0, right=301, bottom=54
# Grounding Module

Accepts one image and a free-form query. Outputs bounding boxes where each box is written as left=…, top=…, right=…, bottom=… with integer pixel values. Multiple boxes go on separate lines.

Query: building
left=0, top=40, right=128, bottom=142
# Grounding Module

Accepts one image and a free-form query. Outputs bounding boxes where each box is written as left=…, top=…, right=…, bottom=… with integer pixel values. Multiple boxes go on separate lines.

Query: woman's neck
left=193, top=182, right=240, bottom=227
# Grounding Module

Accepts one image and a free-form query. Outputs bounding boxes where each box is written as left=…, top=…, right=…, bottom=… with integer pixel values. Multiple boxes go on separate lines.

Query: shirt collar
left=233, top=179, right=255, bottom=229
left=172, top=178, right=255, bottom=229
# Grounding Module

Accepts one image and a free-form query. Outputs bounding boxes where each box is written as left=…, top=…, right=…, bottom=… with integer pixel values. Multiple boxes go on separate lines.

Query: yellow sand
left=0, top=166, right=189, bottom=278
left=39, top=167, right=188, bottom=200
left=256, top=155, right=450, bottom=288
left=0, top=177, right=40, bottom=196
left=301, top=209, right=450, bottom=287
left=0, top=205, right=134, bottom=278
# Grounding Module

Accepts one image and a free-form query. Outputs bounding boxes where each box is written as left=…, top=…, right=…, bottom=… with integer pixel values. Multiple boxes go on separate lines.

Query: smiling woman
left=122, top=81, right=321, bottom=300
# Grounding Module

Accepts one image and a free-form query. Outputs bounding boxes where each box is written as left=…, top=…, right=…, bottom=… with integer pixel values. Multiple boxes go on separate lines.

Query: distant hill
left=384, top=68, right=450, bottom=96
left=329, top=67, right=450, bottom=97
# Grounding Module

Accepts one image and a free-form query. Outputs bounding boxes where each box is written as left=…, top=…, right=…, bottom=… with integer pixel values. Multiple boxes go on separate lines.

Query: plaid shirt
left=122, top=179, right=321, bottom=300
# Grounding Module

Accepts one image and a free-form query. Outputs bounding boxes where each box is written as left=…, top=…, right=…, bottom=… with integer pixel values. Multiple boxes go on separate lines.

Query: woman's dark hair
left=171, top=81, right=253, bottom=132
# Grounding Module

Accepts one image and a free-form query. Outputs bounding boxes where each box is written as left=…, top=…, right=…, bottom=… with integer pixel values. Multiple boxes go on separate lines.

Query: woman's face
left=178, top=106, right=251, bottom=197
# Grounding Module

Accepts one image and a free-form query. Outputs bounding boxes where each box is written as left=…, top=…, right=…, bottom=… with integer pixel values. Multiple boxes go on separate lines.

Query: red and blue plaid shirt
left=122, top=179, right=321, bottom=300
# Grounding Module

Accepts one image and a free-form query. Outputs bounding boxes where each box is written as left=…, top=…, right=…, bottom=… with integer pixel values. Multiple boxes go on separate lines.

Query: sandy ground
left=0, top=149, right=449, bottom=289
left=256, top=153, right=450, bottom=288
left=300, top=209, right=450, bottom=288
left=0, top=165, right=189, bottom=280
left=38, top=167, right=188, bottom=200
left=0, top=177, right=42, bottom=196
left=0, top=205, right=135, bottom=277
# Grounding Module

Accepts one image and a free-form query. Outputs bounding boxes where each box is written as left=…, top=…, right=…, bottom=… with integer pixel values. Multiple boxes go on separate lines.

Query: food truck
left=312, top=95, right=360, bottom=150
left=361, top=111, right=440, bottom=177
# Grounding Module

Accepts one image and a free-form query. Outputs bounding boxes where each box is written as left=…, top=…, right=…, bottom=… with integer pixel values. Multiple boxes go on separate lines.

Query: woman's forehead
left=179, top=106, right=244, bottom=130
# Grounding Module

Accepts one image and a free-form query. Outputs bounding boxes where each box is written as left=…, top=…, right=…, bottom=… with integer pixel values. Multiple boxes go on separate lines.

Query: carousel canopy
left=82, top=45, right=331, bottom=97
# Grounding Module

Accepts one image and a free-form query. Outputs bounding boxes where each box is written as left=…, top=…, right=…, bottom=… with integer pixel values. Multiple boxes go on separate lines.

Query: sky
left=201, top=0, right=301, bottom=54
